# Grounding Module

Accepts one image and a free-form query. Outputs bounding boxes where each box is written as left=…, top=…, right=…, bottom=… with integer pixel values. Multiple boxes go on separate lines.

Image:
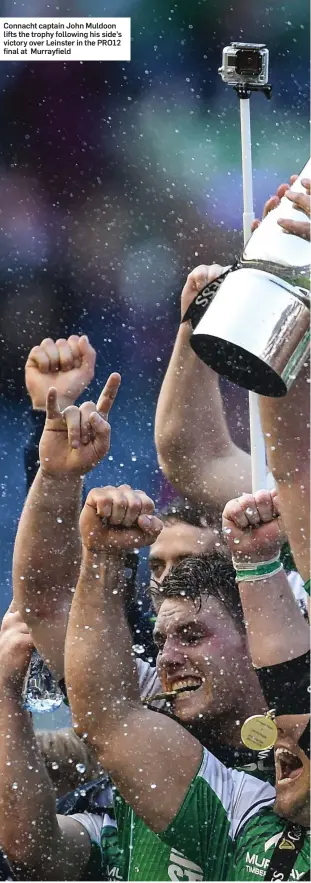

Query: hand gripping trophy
left=184, top=43, right=310, bottom=490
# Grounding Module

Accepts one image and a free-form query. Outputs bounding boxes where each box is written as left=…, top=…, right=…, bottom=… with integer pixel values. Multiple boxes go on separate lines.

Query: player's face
left=149, top=519, right=225, bottom=608
left=274, top=715, right=310, bottom=827
left=154, top=594, right=251, bottom=723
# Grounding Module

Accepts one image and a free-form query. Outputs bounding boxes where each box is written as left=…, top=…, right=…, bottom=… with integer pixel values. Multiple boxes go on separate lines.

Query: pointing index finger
left=96, top=373, right=121, bottom=419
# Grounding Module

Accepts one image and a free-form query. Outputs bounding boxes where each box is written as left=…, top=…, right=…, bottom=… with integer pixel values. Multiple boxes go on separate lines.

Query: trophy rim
left=190, top=333, right=287, bottom=397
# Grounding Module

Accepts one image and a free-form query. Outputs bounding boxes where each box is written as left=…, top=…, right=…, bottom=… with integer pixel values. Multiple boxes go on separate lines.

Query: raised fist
left=80, top=485, right=163, bottom=554
left=25, top=335, right=96, bottom=411
left=222, top=489, right=283, bottom=565
left=39, top=373, right=121, bottom=477
left=0, top=607, right=34, bottom=693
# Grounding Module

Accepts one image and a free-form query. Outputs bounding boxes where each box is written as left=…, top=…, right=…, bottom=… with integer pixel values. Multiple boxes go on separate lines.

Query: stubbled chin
left=274, top=792, right=310, bottom=827
left=173, top=691, right=209, bottom=720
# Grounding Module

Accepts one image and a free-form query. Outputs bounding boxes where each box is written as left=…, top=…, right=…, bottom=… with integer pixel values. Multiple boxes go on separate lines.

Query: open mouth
left=275, top=748, right=304, bottom=786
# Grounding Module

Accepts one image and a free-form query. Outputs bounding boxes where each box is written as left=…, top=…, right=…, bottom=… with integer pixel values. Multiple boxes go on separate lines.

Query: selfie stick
left=236, top=85, right=270, bottom=492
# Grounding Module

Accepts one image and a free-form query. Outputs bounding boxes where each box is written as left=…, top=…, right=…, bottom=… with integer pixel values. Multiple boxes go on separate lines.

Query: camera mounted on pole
left=219, top=42, right=272, bottom=100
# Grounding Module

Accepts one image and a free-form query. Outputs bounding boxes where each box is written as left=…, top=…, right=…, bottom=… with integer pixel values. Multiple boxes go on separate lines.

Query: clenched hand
left=80, top=484, right=163, bottom=554
left=222, top=489, right=283, bottom=565
left=25, top=334, right=96, bottom=411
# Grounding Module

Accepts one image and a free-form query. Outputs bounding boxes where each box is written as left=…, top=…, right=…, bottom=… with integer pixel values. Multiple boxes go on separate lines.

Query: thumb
left=137, top=514, right=163, bottom=535
left=46, top=387, right=62, bottom=420
left=78, top=335, right=96, bottom=368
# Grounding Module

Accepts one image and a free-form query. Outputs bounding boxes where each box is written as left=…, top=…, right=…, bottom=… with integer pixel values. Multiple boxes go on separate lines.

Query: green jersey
left=159, top=749, right=310, bottom=881
left=233, top=810, right=310, bottom=880
left=72, top=790, right=206, bottom=880
left=72, top=747, right=276, bottom=880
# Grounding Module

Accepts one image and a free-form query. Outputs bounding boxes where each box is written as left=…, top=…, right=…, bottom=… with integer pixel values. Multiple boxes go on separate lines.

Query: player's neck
left=190, top=681, right=267, bottom=749
left=221, top=678, right=268, bottom=748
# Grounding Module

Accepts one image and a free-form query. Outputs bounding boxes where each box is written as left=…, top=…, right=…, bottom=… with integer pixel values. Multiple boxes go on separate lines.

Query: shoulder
left=166, top=748, right=275, bottom=839
left=197, top=752, right=275, bottom=839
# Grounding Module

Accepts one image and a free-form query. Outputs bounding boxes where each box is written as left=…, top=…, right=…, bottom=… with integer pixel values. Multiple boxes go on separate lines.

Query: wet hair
left=151, top=552, right=246, bottom=633
left=36, top=727, right=103, bottom=798
left=158, top=497, right=223, bottom=534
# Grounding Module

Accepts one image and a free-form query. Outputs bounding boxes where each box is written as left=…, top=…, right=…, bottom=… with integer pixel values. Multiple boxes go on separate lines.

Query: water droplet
left=12, top=782, right=18, bottom=790
left=57, top=517, right=63, bottom=524
left=233, top=538, right=240, bottom=544
left=76, top=763, right=86, bottom=773
left=132, top=644, right=145, bottom=655
left=51, top=762, right=59, bottom=770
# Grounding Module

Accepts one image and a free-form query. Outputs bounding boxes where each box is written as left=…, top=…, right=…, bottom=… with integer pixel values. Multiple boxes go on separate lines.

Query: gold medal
left=241, top=711, right=278, bottom=751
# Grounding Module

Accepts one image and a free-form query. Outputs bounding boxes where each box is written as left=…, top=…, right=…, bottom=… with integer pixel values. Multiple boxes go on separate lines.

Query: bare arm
left=222, top=490, right=310, bottom=669
left=14, top=335, right=95, bottom=678
left=0, top=610, right=92, bottom=880
left=13, top=372, right=120, bottom=680
left=155, top=265, right=251, bottom=508
left=13, top=470, right=82, bottom=680
left=155, top=180, right=302, bottom=511
left=65, top=487, right=202, bottom=835
left=260, top=362, right=310, bottom=583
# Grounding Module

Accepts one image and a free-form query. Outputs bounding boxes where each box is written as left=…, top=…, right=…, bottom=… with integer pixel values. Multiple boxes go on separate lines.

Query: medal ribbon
left=264, top=822, right=307, bottom=880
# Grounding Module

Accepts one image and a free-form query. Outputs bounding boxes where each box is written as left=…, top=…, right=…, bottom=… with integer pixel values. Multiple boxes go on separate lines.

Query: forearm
left=238, top=569, right=310, bottom=668
left=65, top=548, right=201, bottom=834
left=13, top=468, right=83, bottom=677
left=155, top=323, right=251, bottom=505
left=24, top=410, right=45, bottom=492
left=0, top=685, right=60, bottom=873
left=65, top=548, right=140, bottom=745
left=260, top=362, right=310, bottom=581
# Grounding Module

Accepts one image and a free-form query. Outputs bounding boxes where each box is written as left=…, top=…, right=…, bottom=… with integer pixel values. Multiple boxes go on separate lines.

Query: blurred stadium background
left=0, top=0, right=309, bottom=630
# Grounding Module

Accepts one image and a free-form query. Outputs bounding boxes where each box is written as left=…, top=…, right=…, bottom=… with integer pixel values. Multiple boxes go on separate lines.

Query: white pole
left=239, top=97, right=267, bottom=492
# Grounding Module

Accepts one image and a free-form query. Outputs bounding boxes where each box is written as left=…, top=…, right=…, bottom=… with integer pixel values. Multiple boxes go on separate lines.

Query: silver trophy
left=189, top=161, right=310, bottom=398
left=186, top=42, right=310, bottom=399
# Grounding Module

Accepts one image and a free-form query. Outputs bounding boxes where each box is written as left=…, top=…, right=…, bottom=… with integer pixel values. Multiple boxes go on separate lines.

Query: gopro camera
left=219, top=42, right=269, bottom=87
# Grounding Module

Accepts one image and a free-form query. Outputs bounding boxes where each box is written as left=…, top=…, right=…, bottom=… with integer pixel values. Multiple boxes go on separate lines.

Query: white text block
left=0, top=18, right=131, bottom=61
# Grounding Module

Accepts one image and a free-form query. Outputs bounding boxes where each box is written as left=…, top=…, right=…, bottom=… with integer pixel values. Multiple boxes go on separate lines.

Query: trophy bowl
left=190, top=267, right=310, bottom=397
